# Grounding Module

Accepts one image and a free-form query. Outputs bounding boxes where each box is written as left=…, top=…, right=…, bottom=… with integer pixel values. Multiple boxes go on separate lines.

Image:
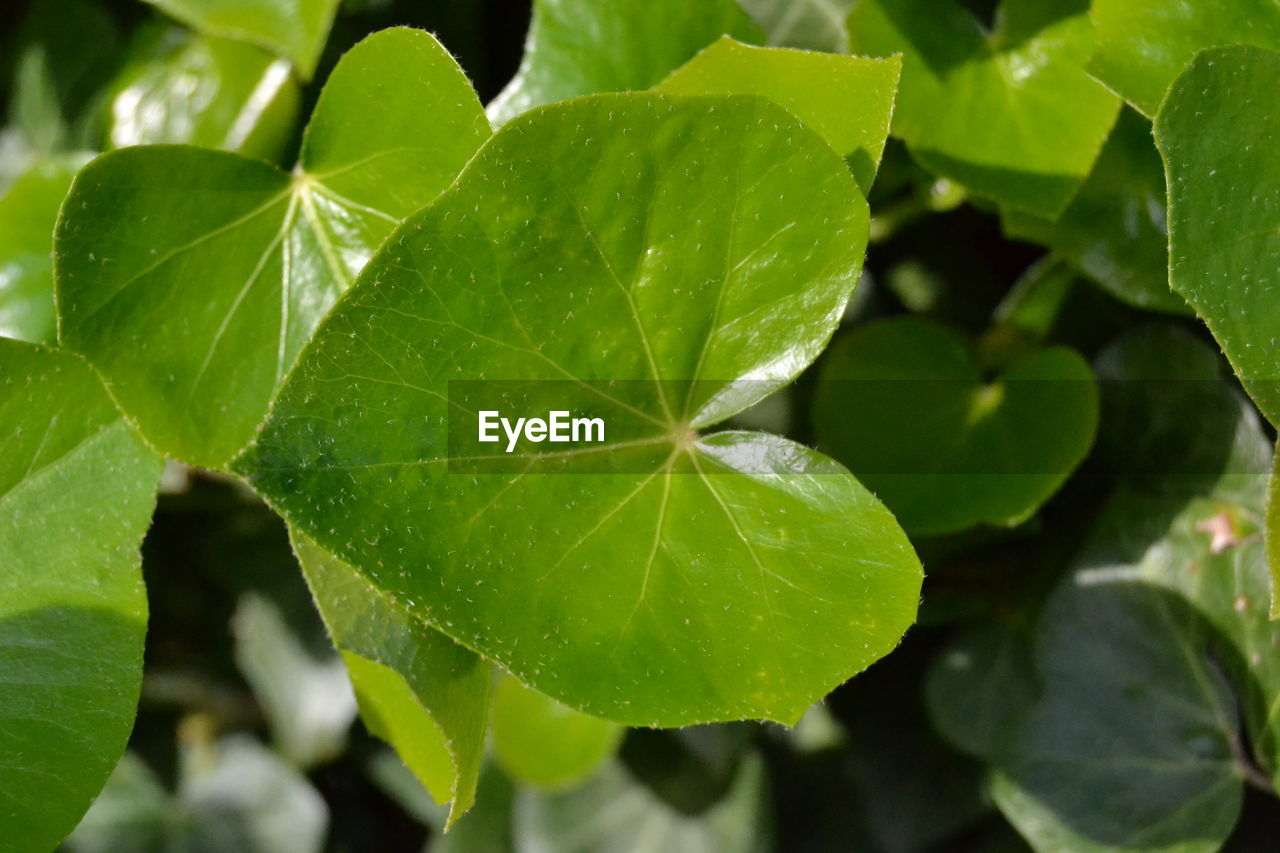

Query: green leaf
left=57, top=27, right=491, bottom=468
left=1156, top=45, right=1280, bottom=428
left=231, top=592, right=356, bottom=768
left=140, top=0, right=340, bottom=79
left=514, top=755, right=770, bottom=853
left=0, top=155, right=89, bottom=344
left=737, top=0, right=855, bottom=53
left=846, top=0, right=1120, bottom=217
left=655, top=37, right=900, bottom=193
left=1270, top=445, right=1280, bottom=619
left=0, top=338, right=162, bottom=853
left=105, top=25, right=300, bottom=160
left=291, top=531, right=491, bottom=824
left=488, top=0, right=763, bottom=125
left=812, top=317, right=1099, bottom=535
left=492, top=674, right=624, bottom=790
left=1003, top=108, right=1187, bottom=314
left=238, top=93, right=922, bottom=727
left=1090, top=0, right=1280, bottom=118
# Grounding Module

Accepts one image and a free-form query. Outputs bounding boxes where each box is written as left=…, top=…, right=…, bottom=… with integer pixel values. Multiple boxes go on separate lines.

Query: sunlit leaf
left=238, top=93, right=922, bottom=727
left=488, top=0, right=762, bottom=125
left=56, top=27, right=490, bottom=468
left=0, top=339, right=161, bottom=853
left=846, top=0, right=1119, bottom=217
left=737, top=0, right=855, bottom=53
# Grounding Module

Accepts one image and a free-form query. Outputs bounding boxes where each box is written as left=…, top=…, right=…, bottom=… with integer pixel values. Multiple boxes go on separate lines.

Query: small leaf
left=238, top=94, right=922, bottom=726
left=1156, top=45, right=1280, bottom=428
left=57, top=27, right=491, bottom=468
left=105, top=25, right=300, bottom=160
left=492, top=674, right=624, bottom=790
left=0, top=338, right=162, bottom=852
left=291, top=531, right=491, bottom=824
left=656, top=37, right=900, bottom=193
left=846, top=0, right=1120, bottom=217
left=737, top=0, right=855, bottom=53
left=1003, top=108, right=1187, bottom=314
left=813, top=317, right=1099, bottom=535
left=1090, top=0, right=1280, bottom=117
left=0, top=155, right=89, bottom=344
left=140, top=0, right=341, bottom=79
left=514, top=755, right=769, bottom=853
left=488, top=0, right=762, bottom=125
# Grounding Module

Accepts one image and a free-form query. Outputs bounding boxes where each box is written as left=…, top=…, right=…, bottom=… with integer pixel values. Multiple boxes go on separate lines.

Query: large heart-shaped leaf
left=812, top=317, right=1099, bottom=535
left=1090, top=0, right=1280, bottom=118
left=0, top=339, right=161, bottom=852
left=105, top=25, right=299, bottom=160
left=1002, top=108, right=1186, bottom=314
left=656, top=37, right=900, bottom=193
left=57, top=27, right=490, bottom=468
left=0, top=155, right=89, bottom=344
left=291, top=531, right=490, bottom=824
left=488, top=0, right=762, bottom=125
left=237, top=93, right=922, bottom=727
left=846, top=0, right=1120, bottom=218
left=140, top=0, right=340, bottom=79
left=1156, top=45, right=1280, bottom=429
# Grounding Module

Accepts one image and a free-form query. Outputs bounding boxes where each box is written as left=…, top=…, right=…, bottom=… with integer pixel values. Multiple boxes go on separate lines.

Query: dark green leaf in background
left=105, top=24, right=300, bottom=161
left=846, top=0, right=1120, bottom=218
left=140, top=0, right=341, bottom=79
left=0, top=339, right=161, bottom=853
left=656, top=37, right=900, bottom=193
left=292, top=531, right=491, bottom=824
left=57, top=27, right=490, bottom=468
left=240, top=93, right=922, bottom=727
left=488, top=0, right=763, bottom=125
left=813, top=317, right=1099, bottom=535
left=1090, top=0, right=1280, bottom=118
left=1156, top=45, right=1280, bottom=429
left=1003, top=108, right=1186, bottom=314
left=0, top=155, right=89, bottom=345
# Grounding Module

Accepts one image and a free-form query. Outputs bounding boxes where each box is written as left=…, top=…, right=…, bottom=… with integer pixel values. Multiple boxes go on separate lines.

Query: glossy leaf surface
left=239, top=93, right=922, bottom=727
left=488, top=0, right=762, bottom=124
left=657, top=37, right=900, bottom=192
left=0, top=155, right=88, bottom=344
left=1156, top=46, right=1280, bottom=428
left=1090, top=0, right=1280, bottom=118
left=106, top=26, right=299, bottom=160
left=0, top=339, right=161, bottom=853
left=57, top=28, right=490, bottom=468
left=1003, top=108, right=1185, bottom=314
left=738, top=0, right=855, bottom=52
left=141, top=0, right=340, bottom=79
left=846, top=0, right=1119, bottom=217
left=492, top=675, right=624, bottom=790
left=813, top=317, right=1098, bottom=535
left=292, top=532, right=490, bottom=823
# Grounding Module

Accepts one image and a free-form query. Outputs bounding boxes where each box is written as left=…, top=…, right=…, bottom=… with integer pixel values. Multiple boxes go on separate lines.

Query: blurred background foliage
left=5, top=0, right=1280, bottom=851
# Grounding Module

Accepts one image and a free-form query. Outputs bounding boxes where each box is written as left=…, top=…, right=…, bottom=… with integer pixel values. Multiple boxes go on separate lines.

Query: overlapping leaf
left=1090, top=0, right=1280, bottom=117
left=1156, top=45, right=1280, bottom=429
left=488, top=0, right=762, bottom=125
left=57, top=27, right=490, bottom=468
left=0, top=339, right=162, bottom=853
left=813, top=317, right=1099, bottom=535
left=140, top=0, right=341, bottom=79
left=657, top=37, right=900, bottom=192
left=106, top=25, right=299, bottom=160
left=737, top=0, right=855, bottom=53
left=238, top=93, right=922, bottom=727
left=846, top=0, right=1120, bottom=217
left=291, top=532, right=490, bottom=824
